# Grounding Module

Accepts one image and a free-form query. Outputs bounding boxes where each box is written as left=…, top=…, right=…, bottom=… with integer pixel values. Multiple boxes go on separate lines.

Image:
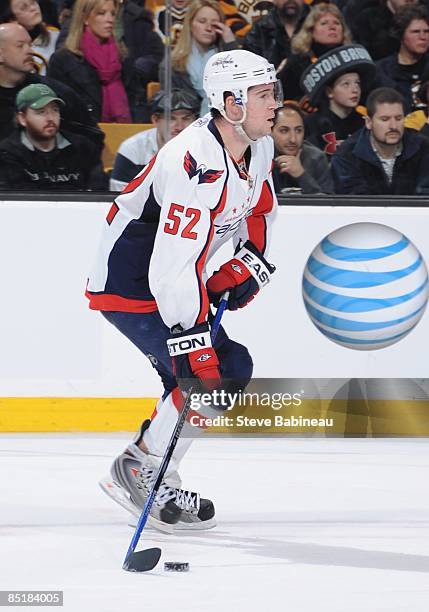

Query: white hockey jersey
left=109, top=127, right=158, bottom=192
left=86, top=115, right=277, bottom=330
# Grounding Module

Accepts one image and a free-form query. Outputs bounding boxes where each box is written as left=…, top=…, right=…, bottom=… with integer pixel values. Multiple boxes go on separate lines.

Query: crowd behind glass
left=1, top=0, right=429, bottom=195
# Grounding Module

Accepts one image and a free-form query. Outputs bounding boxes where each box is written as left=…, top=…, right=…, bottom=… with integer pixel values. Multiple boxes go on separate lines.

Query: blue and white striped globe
left=302, top=223, right=429, bottom=350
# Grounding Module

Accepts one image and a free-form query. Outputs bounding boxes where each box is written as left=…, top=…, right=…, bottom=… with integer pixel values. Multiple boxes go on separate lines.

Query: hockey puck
left=164, top=562, right=190, bottom=572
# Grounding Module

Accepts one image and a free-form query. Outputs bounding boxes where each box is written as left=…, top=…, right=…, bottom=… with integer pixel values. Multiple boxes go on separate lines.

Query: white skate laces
left=133, top=463, right=201, bottom=512
left=175, top=489, right=201, bottom=514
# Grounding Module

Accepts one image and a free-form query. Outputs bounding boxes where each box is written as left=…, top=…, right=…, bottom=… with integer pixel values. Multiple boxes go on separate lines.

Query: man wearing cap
left=109, top=88, right=200, bottom=191
left=0, top=83, right=106, bottom=190
left=331, top=86, right=429, bottom=194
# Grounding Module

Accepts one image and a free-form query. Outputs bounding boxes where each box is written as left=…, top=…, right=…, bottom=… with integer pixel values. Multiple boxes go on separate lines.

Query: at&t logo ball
left=302, top=222, right=429, bottom=350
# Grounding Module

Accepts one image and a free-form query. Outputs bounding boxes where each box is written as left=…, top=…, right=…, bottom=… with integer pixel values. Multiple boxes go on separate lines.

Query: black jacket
left=278, top=53, right=312, bottom=101
left=48, top=49, right=105, bottom=123
left=0, top=73, right=102, bottom=146
left=242, top=6, right=308, bottom=69
left=122, top=0, right=164, bottom=70
left=375, top=53, right=429, bottom=114
left=331, top=127, right=429, bottom=195
left=0, top=129, right=107, bottom=191
left=304, top=108, right=365, bottom=156
left=348, top=3, right=399, bottom=61
left=121, top=0, right=165, bottom=114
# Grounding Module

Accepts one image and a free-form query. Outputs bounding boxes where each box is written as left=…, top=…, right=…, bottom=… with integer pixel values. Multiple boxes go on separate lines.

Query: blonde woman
left=278, top=2, right=353, bottom=101
left=48, top=0, right=131, bottom=123
left=160, top=0, right=238, bottom=116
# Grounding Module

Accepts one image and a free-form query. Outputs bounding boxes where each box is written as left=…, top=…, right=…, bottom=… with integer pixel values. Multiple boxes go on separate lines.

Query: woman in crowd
left=57, top=0, right=164, bottom=122
left=0, top=0, right=59, bottom=74
left=301, top=45, right=376, bottom=157
left=48, top=0, right=131, bottom=123
left=160, top=0, right=238, bottom=116
left=375, top=5, right=429, bottom=114
left=278, top=2, right=352, bottom=102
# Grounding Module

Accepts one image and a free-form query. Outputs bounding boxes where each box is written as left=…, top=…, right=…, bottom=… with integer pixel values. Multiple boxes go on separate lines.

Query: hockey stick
left=123, top=293, right=229, bottom=572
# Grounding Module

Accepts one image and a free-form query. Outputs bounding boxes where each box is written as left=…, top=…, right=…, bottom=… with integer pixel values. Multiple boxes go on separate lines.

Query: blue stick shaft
left=123, top=293, right=228, bottom=566
left=210, top=292, right=228, bottom=340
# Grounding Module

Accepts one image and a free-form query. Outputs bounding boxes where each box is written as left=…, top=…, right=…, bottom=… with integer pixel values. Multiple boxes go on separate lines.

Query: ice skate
left=124, top=486, right=217, bottom=531
left=103, top=443, right=182, bottom=534
left=174, top=488, right=216, bottom=531
left=100, top=445, right=216, bottom=532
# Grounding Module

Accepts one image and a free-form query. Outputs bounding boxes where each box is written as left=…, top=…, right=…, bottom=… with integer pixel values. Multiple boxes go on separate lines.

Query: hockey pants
left=102, top=310, right=253, bottom=471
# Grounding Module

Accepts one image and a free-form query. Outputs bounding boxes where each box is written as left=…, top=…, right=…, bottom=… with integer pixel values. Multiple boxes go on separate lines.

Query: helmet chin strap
left=219, top=104, right=257, bottom=146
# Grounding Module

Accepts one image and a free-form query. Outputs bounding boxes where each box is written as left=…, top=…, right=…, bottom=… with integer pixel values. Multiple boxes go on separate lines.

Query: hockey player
left=86, top=49, right=281, bottom=531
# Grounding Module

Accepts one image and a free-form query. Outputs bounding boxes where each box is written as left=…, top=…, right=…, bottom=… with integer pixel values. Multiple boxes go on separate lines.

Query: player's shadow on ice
left=172, top=529, right=429, bottom=573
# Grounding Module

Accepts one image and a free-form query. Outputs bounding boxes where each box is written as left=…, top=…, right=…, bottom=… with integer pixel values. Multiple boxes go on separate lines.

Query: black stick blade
left=123, top=547, right=162, bottom=573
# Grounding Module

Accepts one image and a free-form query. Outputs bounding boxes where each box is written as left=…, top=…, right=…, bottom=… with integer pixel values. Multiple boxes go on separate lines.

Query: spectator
left=155, top=0, right=189, bottom=45
left=271, top=102, right=334, bottom=193
left=375, top=5, right=429, bottom=113
left=348, top=0, right=419, bottom=61
left=219, top=0, right=252, bottom=39
left=48, top=0, right=131, bottom=123
left=278, top=2, right=353, bottom=101
left=0, top=83, right=107, bottom=190
left=0, top=22, right=103, bottom=144
left=110, top=88, right=200, bottom=191
left=301, top=44, right=376, bottom=155
left=0, top=0, right=59, bottom=74
left=243, top=0, right=309, bottom=69
left=120, top=0, right=165, bottom=122
left=331, top=87, right=429, bottom=194
left=56, top=0, right=165, bottom=123
left=158, top=0, right=252, bottom=44
left=160, top=0, right=239, bottom=116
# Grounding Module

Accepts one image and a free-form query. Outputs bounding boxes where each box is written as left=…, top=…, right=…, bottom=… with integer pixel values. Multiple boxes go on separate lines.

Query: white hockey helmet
left=203, top=49, right=283, bottom=115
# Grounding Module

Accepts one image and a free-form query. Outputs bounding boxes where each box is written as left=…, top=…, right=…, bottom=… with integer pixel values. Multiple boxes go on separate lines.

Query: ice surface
left=1, top=435, right=428, bottom=612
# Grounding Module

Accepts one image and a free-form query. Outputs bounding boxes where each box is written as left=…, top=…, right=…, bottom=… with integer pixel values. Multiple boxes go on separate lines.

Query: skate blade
left=128, top=513, right=217, bottom=531
left=99, top=477, right=174, bottom=535
left=174, top=517, right=217, bottom=531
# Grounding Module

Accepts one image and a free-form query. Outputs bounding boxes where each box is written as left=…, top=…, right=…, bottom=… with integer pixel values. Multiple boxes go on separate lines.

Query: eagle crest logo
left=184, top=151, right=224, bottom=184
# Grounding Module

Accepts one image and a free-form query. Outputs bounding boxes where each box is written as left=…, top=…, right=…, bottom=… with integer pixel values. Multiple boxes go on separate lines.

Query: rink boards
left=1, top=199, right=429, bottom=432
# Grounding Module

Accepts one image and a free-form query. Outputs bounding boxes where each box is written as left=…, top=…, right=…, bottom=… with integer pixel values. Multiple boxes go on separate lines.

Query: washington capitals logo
left=184, top=151, right=224, bottom=184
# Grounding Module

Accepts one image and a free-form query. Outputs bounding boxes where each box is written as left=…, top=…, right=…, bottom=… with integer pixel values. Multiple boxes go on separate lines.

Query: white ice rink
left=1, top=435, right=429, bottom=612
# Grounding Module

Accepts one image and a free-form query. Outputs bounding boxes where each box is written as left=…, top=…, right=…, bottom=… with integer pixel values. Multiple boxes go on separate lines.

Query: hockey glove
left=206, top=240, right=275, bottom=311
left=167, top=322, right=221, bottom=393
